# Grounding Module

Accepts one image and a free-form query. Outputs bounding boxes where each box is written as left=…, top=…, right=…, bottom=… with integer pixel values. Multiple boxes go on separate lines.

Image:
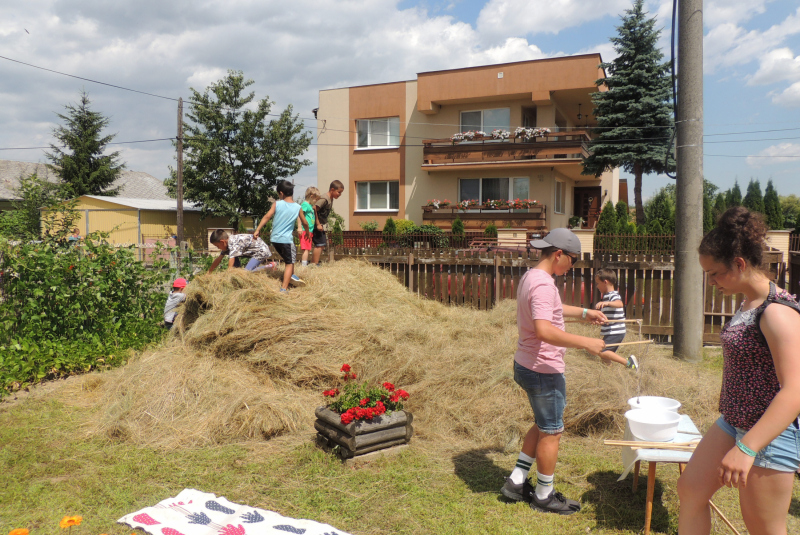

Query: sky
left=2, top=0, right=800, bottom=202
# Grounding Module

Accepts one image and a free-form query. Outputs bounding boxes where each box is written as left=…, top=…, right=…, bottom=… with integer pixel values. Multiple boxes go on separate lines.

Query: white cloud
left=745, top=143, right=800, bottom=168
left=749, top=48, right=800, bottom=86
left=704, top=0, right=772, bottom=27
left=771, top=82, right=800, bottom=107
left=476, top=0, right=631, bottom=39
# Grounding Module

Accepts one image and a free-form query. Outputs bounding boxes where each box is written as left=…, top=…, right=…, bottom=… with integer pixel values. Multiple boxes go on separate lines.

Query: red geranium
left=323, top=364, right=409, bottom=424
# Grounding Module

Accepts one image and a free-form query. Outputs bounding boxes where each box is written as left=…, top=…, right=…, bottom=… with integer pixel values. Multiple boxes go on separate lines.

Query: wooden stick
left=709, top=500, right=743, bottom=535
left=565, top=319, right=642, bottom=324
left=631, top=445, right=697, bottom=452
left=611, top=340, right=655, bottom=347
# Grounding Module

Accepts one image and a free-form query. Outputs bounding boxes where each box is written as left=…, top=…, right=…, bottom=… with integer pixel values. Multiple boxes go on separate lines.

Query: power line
left=0, top=138, right=175, bottom=151
left=0, top=55, right=180, bottom=102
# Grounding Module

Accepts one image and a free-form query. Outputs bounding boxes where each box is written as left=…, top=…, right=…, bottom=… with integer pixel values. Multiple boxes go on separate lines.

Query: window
left=554, top=180, right=566, bottom=214
left=458, top=177, right=529, bottom=209
left=356, top=181, right=400, bottom=211
left=459, top=108, right=510, bottom=133
left=357, top=117, right=400, bottom=148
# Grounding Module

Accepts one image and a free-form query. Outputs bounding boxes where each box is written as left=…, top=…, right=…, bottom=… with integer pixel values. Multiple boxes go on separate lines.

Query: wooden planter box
left=314, top=406, right=413, bottom=459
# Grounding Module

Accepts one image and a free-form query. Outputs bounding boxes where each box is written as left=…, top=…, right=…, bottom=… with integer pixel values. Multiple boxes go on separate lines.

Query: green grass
left=3, top=388, right=798, bottom=535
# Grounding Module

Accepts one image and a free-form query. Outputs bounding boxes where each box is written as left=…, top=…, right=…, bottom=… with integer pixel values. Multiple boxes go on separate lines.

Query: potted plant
left=315, top=364, right=413, bottom=459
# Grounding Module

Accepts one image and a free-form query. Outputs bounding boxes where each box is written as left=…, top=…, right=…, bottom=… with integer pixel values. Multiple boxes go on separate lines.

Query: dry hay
left=89, top=260, right=721, bottom=450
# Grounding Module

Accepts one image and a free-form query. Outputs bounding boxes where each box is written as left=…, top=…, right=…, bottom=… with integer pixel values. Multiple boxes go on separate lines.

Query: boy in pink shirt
left=501, top=228, right=607, bottom=515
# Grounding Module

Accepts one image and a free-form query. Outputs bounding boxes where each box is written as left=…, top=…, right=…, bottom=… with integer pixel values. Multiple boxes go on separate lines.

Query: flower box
left=314, top=406, right=414, bottom=459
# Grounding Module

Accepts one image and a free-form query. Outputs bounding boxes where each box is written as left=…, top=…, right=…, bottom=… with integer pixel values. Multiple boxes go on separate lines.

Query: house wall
left=317, top=88, right=351, bottom=229
left=348, top=82, right=407, bottom=230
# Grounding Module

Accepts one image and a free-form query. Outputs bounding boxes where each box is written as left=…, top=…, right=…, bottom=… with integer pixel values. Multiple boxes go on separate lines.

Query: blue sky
left=2, top=0, right=799, bottom=201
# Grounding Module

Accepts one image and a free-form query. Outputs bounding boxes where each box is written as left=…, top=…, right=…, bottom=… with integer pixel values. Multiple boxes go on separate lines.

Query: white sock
left=509, top=452, right=535, bottom=484
left=302, top=260, right=308, bottom=266
left=535, top=471, right=554, bottom=500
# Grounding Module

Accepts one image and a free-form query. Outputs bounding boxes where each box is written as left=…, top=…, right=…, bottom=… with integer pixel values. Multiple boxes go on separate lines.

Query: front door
left=573, top=187, right=602, bottom=228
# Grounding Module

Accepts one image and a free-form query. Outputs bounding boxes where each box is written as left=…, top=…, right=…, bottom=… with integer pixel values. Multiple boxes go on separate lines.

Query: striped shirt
left=599, top=290, right=626, bottom=335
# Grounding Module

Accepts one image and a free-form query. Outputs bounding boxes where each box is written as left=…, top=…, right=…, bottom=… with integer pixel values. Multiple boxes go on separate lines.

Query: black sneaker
left=529, top=490, right=582, bottom=515
left=500, top=477, right=524, bottom=501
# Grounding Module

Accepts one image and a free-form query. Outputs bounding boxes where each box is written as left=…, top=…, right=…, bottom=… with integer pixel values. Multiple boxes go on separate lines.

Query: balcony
left=421, top=204, right=547, bottom=232
left=422, top=129, right=591, bottom=173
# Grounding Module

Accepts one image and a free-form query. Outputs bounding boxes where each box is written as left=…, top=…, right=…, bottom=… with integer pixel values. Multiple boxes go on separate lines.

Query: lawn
left=3, top=354, right=799, bottom=535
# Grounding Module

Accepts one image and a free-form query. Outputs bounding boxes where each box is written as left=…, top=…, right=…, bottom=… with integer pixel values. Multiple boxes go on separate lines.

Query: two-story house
left=316, top=54, right=620, bottom=232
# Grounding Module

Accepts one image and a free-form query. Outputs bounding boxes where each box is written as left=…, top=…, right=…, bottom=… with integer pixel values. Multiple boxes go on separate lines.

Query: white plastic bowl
left=628, top=396, right=681, bottom=413
left=625, top=409, right=681, bottom=442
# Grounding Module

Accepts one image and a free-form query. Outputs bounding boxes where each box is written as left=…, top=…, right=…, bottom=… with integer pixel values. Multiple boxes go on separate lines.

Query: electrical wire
left=0, top=138, right=176, bottom=151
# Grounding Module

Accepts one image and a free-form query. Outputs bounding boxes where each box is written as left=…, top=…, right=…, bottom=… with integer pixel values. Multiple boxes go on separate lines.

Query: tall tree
left=780, top=194, right=800, bottom=229
left=46, top=91, right=124, bottom=197
left=582, top=0, right=674, bottom=225
left=742, top=179, right=765, bottom=214
left=713, top=194, right=727, bottom=222
left=615, top=201, right=630, bottom=227
left=763, top=180, right=783, bottom=230
left=725, top=180, right=742, bottom=207
left=644, top=188, right=675, bottom=234
left=168, top=70, right=312, bottom=228
left=595, top=201, right=619, bottom=251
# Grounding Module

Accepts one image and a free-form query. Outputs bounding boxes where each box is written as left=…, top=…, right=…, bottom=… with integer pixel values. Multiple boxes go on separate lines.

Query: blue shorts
left=716, top=415, right=800, bottom=473
left=513, top=361, right=566, bottom=434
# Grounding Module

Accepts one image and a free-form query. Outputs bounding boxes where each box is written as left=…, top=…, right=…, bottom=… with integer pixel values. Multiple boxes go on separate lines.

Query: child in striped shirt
left=593, top=268, right=638, bottom=370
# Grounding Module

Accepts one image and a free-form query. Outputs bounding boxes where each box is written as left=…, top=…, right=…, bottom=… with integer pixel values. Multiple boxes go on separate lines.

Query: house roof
left=82, top=195, right=201, bottom=211
left=0, top=159, right=173, bottom=202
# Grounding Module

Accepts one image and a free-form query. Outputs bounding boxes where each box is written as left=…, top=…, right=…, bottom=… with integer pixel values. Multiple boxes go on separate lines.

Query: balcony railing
left=422, top=129, right=592, bottom=166
left=421, top=204, right=547, bottom=230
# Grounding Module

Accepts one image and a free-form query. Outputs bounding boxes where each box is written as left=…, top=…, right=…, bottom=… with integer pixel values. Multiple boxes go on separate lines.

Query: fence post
left=329, top=247, right=335, bottom=264
left=408, top=252, right=415, bottom=293
left=494, top=253, right=500, bottom=305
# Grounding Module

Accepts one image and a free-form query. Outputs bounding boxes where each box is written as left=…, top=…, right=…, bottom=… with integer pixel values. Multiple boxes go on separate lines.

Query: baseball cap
left=529, top=228, right=581, bottom=256
left=173, top=278, right=188, bottom=288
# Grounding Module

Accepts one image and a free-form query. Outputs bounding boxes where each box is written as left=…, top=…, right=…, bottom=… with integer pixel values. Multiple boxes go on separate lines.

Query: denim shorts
left=716, top=415, right=800, bottom=472
left=513, top=361, right=566, bottom=434
left=602, top=332, right=626, bottom=352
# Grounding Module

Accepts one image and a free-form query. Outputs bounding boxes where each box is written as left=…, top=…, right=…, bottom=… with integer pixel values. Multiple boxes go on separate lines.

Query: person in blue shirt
left=254, top=180, right=310, bottom=292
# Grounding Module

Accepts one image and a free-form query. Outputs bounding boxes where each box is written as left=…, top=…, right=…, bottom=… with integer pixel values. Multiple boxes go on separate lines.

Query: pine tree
left=763, top=180, right=784, bottom=230
left=644, top=188, right=675, bottom=234
left=713, top=194, right=727, bottom=221
left=595, top=201, right=618, bottom=251
left=46, top=91, right=125, bottom=197
left=581, top=0, right=674, bottom=225
left=383, top=217, right=396, bottom=235
left=616, top=201, right=630, bottom=227
left=726, top=180, right=742, bottom=207
left=451, top=216, right=465, bottom=235
left=743, top=179, right=765, bottom=214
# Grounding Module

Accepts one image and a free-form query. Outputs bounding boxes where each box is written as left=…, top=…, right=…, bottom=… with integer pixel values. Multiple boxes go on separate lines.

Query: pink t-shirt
left=514, top=268, right=566, bottom=374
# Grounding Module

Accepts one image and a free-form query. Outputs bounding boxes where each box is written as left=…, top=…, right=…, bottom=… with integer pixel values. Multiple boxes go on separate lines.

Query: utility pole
left=176, top=97, right=184, bottom=272
left=674, top=0, right=704, bottom=362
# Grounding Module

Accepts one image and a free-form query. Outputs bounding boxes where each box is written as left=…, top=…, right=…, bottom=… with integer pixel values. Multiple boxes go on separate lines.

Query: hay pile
left=90, top=260, right=720, bottom=450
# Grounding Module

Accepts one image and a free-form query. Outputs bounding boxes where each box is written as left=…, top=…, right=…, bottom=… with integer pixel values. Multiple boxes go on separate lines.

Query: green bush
left=359, top=219, right=379, bottom=231
left=383, top=217, right=396, bottom=235
left=484, top=224, right=498, bottom=238
left=451, top=217, right=465, bottom=235
left=331, top=219, right=344, bottom=245
left=394, top=219, right=417, bottom=234
left=417, top=224, right=449, bottom=248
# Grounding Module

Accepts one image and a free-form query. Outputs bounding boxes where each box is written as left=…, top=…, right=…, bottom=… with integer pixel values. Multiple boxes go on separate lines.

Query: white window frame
left=355, top=181, right=400, bottom=211
left=459, top=108, right=511, bottom=133
left=356, top=117, right=400, bottom=150
left=458, top=177, right=529, bottom=212
left=554, top=179, right=566, bottom=214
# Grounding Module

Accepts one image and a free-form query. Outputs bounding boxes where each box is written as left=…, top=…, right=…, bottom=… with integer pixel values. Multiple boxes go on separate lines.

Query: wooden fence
left=329, top=248, right=785, bottom=344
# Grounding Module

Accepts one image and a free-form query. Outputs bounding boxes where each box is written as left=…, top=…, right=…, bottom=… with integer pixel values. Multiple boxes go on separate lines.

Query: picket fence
left=329, top=247, right=785, bottom=344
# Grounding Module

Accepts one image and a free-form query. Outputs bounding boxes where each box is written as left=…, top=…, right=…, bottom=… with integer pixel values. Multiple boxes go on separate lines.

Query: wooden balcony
left=421, top=205, right=547, bottom=232
left=422, top=130, right=591, bottom=170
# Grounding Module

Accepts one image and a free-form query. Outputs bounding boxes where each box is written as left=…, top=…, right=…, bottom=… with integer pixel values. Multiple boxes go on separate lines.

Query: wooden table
left=618, top=415, right=700, bottom=535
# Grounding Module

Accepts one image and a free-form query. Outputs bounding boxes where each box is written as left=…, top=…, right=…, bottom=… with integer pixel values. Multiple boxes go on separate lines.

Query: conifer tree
left=703, top=191, right=714, bottom=233
left=644, top=188, right=675, bottom=234
left=763, top=180, right=784, bottom=230
left=713, top=194, right=727, bottom=221
left=581, top=0, right=674, bottom=225
left=616, top=201, right=630, bottom=227
left=596, top=201, right=619, bottom=251
left=743, top=179, right=765, bottom=214
left=726, top=180, right=742, bottom=207
left=46, top=91, right=125, bottom=197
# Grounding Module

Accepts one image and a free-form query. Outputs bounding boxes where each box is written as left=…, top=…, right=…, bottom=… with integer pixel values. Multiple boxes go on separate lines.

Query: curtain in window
left=482, top=178, right=508, bottom=203
left=389, top=181, right=399, bottom=210
left=357, top=182, right=369, bottom=210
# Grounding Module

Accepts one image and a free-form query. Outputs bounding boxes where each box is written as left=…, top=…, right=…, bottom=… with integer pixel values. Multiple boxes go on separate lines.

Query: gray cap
left=530, top=228, right=581, bottom=255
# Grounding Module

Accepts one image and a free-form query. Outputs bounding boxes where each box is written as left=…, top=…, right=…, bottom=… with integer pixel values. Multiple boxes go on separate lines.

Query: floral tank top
left=719, top=283, right=800, bottom=430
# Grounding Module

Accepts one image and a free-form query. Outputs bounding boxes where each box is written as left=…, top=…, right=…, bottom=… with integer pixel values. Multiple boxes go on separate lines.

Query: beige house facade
left=316, top=54, right=619, bottom=232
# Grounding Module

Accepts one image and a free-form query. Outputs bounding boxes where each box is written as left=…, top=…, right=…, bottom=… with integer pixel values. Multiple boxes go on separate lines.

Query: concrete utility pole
left=176, top=97, right=185, bottom=271
left=674, top=0, right=704, bottom=362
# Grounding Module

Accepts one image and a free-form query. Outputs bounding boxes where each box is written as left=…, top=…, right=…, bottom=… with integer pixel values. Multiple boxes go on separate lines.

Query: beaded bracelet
left=736, top=440, right=757, bottom=457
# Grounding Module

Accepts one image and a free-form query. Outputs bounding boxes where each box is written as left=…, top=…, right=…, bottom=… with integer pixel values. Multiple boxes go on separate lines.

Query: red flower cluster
left=382, top=382, right=395, bottom=391
left=341, top=364, right=351, bottom=372
left=389, top=389, right=410, bottom=403
left=340, top=401, right=387, bottom=425
left=322, top=388, right=340, bottom=397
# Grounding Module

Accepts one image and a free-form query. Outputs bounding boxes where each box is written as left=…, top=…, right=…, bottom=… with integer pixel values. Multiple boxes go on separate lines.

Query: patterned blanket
left=118, top=489, right=351, bottom=535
